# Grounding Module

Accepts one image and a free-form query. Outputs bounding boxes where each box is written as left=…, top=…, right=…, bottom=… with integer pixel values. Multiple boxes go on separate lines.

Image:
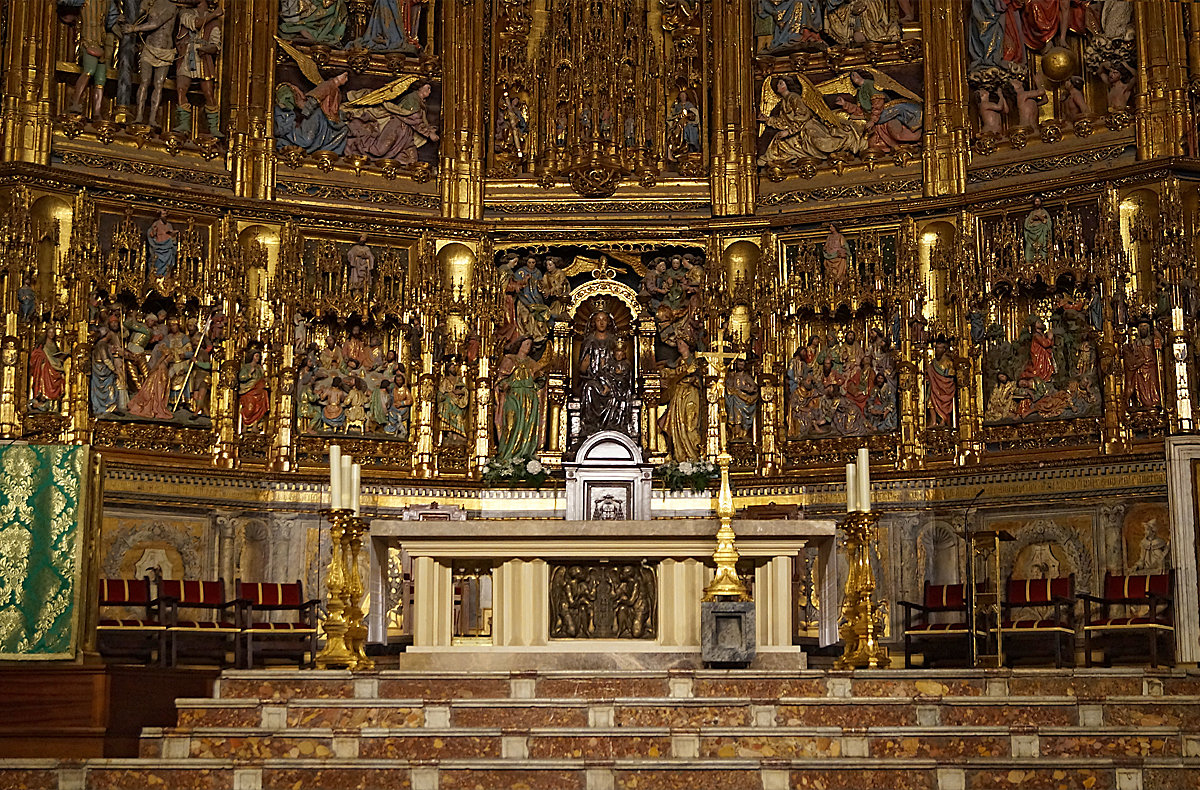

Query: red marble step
left=137, top=725, right=1187, bottom=763
left=6, top=757, right=1200, bottom=790
left=210, top=668, right=1200, bottom=702
left=171, top=694, right=1200, bottom=732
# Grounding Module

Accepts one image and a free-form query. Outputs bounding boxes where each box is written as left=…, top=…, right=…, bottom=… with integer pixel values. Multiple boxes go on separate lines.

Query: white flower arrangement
left=482, top=456, right=549, bottom=487
left=654, top=459, right=719, bottom=492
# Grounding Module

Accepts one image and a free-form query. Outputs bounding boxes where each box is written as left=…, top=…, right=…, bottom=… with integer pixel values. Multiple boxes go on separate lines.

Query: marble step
left=4, top=756, right=1200, bottom=790
left=138, top=724, right=1194, bottom=761
left=173, top=694, right=1200, bottom=730
left=213, top=668, right=1200, bottom=703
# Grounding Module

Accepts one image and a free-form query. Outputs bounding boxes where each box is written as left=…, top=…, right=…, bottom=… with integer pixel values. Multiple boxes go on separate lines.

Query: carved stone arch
left=572, top=429, right=645, bottom=466
left=1001, top=518, right=1094, bottom=593
left=238, top=517, right=272, bottom=583
left=916, top=519, right=960, bottom=588
left=102, top=520, right=204, bottom=579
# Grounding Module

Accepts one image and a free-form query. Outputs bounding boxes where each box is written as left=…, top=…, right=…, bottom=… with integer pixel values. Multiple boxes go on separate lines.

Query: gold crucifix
left=697, top=326, right=742, bottom=455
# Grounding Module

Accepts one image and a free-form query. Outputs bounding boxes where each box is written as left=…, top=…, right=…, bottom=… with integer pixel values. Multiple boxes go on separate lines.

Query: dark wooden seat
left=160, top=579, right=241, bottom=667
left=96, top=577, right=166, bottom=665
left=1000, top=575, right=1075, bottom=668
left=1081, top=571, right=1174, bottom=668
left=899, top=582, right=972, bottom=668
left=237, top=580, right=320, bottom=669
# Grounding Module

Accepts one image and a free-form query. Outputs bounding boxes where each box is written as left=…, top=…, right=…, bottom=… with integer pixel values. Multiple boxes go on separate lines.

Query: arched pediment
left=573, top=430, right=644, bottom=466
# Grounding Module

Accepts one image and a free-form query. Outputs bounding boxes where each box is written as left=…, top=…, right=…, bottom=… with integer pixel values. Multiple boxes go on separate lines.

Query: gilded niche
left=549, top=563, right=657, bottom=639
left=88, top=206, right=219, bottom=429
left=291, top=235, right=415, bottom=440
left=490, top=0, right=707, bottom=190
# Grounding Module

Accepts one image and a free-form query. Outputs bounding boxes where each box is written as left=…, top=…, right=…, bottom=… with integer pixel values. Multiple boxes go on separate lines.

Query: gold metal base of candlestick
left=343, top=514, right=375, bottom=671
left=834, top=510, right=891, bottom=669
left=703, top=453, right=751, bottom=602
left=315, top=508, right=356, bottom=669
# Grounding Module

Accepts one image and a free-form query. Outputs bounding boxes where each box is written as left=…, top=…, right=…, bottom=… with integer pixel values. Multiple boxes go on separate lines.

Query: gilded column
left=472, top=356, right=491, bottom=475
left=757, top=236, right=780, bottom=475
left=227, top=0, right=278, bottom=200
left=896, top=218, right=922, bottom=469
left=921, top=0, right=968, bottom=196
left=269, top=226, right=300, bottom=472
left=415, top=363, right=436, bottom=477
left=1098, top=186, right=1131, bottom=454
left=1162, top=178, right=1195, bottom=434
left=1133, top=0, right=1188, bottom=159
left=709, top=0, right=755, bottom=216
left=440, top=0, right=485, bottom=220
left=1, top=0, right=54, bottom=164
left=63, top=191, right=96, bottom=445
left=954, top=213, right=980, bottom=465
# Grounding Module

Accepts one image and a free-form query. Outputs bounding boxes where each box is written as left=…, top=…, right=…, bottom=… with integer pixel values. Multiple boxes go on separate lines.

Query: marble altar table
left=368, top=518, right=838, bottom=659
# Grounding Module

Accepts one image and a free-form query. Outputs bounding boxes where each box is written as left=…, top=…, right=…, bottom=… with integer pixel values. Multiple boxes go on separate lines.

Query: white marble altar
left=368, top=517, right=838, bottom=661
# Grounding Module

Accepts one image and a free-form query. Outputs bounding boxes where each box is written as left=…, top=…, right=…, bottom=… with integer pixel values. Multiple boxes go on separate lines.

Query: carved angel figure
left=344, top=80, right=440, bottom=164
left=757, top=75, right=865, bottom=167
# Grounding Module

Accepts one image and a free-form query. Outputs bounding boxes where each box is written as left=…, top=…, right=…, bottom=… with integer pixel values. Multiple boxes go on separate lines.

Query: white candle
left=329, top=445, right=342, bottom=508
left=857, top=447, right=871, bottom=512
left=340, top=455, right=353, bottom=510
left=846, top=462, right=858, bottom=513
left=351, top=462, right=361, bottom=515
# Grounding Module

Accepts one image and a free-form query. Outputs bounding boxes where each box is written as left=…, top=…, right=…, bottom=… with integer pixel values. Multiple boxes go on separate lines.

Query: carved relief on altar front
left=549, top=563, right=657, bottom=639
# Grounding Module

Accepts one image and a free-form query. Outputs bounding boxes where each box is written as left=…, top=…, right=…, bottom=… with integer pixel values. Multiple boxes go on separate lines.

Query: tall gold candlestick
left=315, top=508, right=357, bottom=669
left=834, top=510, right=890, bottom=669
left=343, top=515, right=375, bottom=671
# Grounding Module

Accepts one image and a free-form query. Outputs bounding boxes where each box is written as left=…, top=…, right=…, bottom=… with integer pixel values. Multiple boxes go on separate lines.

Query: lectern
left=959, top=528, right=1015, bottom=668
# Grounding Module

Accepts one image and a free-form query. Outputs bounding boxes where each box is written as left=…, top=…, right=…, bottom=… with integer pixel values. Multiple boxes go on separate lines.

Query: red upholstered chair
left=1081, top=572, right=1174, bottom=668
left=237, top=580, right=320, bottom=669
left=160, top=579, right=241, bottom=667
left=899, top=582, right=972, bottom=668
left=96, top=577, right=166, bottom=665
left=1000, top=575, right=1075, bottom=668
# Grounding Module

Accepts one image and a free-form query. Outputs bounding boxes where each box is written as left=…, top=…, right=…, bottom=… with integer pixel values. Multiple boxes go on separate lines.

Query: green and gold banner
left=0, top=445, right=90, bottom=660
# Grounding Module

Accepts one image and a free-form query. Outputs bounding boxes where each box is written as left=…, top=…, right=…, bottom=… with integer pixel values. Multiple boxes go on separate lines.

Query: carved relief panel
left=549, top=562, right=657, bottom=639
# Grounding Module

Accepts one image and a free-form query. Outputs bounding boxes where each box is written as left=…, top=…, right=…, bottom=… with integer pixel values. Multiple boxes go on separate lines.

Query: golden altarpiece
left=2, top=0, right=1199, bottom=658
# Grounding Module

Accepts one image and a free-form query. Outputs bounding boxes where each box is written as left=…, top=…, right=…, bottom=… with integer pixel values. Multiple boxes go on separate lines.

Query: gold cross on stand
left=697, top=326, right=742, bottom=455
left=698, top=325, right=751, bottom=601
